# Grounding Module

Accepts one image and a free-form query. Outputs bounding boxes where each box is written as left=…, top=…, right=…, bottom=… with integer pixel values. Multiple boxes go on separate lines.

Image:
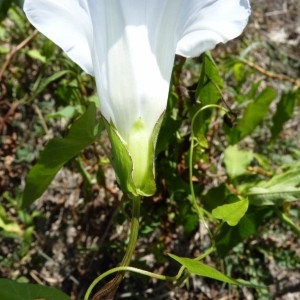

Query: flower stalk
left=85, top=195, right=141, bottom=300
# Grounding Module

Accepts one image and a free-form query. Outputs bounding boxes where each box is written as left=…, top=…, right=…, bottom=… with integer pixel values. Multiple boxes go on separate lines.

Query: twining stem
left=85, top=195, right=141, bottom=300
left=274, top=207, right=300, bottom=237
left=120, top=195, right=140, bottom=266
left=84, top=244, right=216, bottom=298
left=189, top=104, right=227, bottom=234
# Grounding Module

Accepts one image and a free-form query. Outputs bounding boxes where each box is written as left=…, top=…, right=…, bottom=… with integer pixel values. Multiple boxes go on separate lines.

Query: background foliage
left=0, top=1, right=299, bottom=299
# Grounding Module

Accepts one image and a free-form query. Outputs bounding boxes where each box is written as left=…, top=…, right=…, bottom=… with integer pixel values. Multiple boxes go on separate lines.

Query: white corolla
left=23, top=0, right=251, bottom=196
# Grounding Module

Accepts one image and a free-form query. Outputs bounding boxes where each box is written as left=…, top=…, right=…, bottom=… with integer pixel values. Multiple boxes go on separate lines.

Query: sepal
left=105, top=113, right=164, bottom=197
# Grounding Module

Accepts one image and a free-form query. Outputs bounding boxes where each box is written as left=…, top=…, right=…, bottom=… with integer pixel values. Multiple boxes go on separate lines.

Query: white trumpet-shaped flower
left=24, top=0, right=250, bottom=196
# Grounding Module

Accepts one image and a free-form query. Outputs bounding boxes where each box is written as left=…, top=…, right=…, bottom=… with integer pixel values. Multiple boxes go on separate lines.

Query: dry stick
left=0, top=30, right=38, bottom=81
left=32, top=103, right=49, bottom=134
left=0, top=100, right=20, bottom=133
left=241, top=59, right=300, bottom=88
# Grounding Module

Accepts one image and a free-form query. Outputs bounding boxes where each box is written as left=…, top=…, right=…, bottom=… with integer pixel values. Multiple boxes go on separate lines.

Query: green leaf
left=248, top=167, right=300, bottom=205
left=156, top=92, right=181, bottom=154
left=26, top=49, right=46, bottom=63
left=177, top=201, right=199, bottom=236
left=197, top=52, right=223, bottom=105
left=248, top=186, right=300, bottom=206
left=271, top=90, right=297, bottom=141
left=233, top=62, right=246, bottom=84
left=0, top=279, right=70, bottom=300
left=0, top=0, right=22, bottom=21
left=224, top=145, right=253, bottom=178
left=35, top=70, right=70, bottom=95
left=168, top=254, right=239, bottom=285
left=215, top=207, right=272, bottom=257
left=0, top=204, right=23, bottom=236
left=22, top=102, right=102, bottom=208
left=262, top=167, right=300, bottom=188
left=192, top=52, right=224, bottom=147
left=0, top=0, right=11, bottom=22
left=202, top=184, right=227, bottom=211
left=238, top=86, right=276, bottom=138
left=191, top=105, right=211, bottom=149
left=212, top=198, right=249, bottom=226
left=228, top=86, right=277, bottom=143
left=0, top=218, right=23, bottom=236
left=46, top=105, right=80, bottom=120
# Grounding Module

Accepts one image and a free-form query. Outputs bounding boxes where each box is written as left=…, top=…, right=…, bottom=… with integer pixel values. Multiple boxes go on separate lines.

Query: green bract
left=107, top=114, right=163, bottom=197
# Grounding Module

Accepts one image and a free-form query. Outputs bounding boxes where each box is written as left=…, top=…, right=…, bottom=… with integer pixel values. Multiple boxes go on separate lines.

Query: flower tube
left=24, top=0, right=250, bottom=196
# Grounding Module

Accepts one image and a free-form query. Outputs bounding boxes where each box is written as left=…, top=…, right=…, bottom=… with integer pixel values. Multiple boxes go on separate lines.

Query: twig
left=32, top=103, right=49, bottom=134
left=241, top=59, right=300, bottom=88
left=0, top=100, right=20, bottom=133
left=0, top=30, right=38, bottom=81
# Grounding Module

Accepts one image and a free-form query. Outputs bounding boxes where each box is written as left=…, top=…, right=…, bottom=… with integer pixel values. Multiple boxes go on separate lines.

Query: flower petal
left=88, top=0, right=180, bottom=140
left=23, top=0, right=94, bottom=75
left=176, top=0, right=251, bottom=57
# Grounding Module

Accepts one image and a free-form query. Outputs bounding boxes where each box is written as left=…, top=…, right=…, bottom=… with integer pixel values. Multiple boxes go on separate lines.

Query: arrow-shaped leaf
left=212, top=198, right=249, bottom=226
left=168, top=254, right=238, bottom=284
left=22, top=102, right=103, bottom=208
left=0, top=279, right=70, bottom=300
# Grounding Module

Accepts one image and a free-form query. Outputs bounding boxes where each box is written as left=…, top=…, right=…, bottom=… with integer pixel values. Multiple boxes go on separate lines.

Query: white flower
left=24, top=0, right=250, bottom=196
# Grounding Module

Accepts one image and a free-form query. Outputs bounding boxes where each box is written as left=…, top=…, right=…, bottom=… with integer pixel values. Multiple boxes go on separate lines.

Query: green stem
left=75, top=157, right=95, bottom=186
left=84, top=195, right=141, bottom=300
left=274, top=207, right=300, bottom=237
left=84, top=244, right=216, bottom=298
left=189, top=104, right=227, bottom=213
left=85, top=266, right=175, bottom=287
left=121, top=195, right=140, bottom=266
left=189, top=104, right=227, bottom=235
